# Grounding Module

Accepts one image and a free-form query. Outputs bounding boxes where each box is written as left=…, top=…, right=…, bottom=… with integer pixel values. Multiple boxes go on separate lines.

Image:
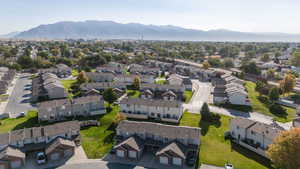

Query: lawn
left=179, top=112, right=272, bottom=169
left=80, top=105, right=118, bottom=158
left=61, top=79, right=77, bottom=98
left=245, top=81, right=297, bottom=122
left=72, top=69, right=79, bottom=77
left=184, top=90, right=193, bottom=103
left=126, top=90, right=141, bottom=98
left=155, top=79, right=167, bottom=85
left=0, top=110, right=39, bottom=133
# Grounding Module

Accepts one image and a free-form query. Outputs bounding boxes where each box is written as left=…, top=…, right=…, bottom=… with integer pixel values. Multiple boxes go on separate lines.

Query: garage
left=128, top=150, right=137, bottom=158
left=64, top=149, right=74, bottom=157
left=159, top=156, right=169, bottom=165
left=50, top=152, right=60, bottom=161
left=172, top=157, right=182, bottom=166
left=116, top=150, right=125, bottom=158
left=11, top=160, right=22, bottom=169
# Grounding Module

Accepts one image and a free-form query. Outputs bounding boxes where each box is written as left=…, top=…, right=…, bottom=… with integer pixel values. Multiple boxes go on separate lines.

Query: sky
left=1, top=0, right=300, bottom=34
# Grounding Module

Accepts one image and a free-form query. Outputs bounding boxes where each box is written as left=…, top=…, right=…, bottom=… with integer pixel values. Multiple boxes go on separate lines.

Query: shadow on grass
left=199, top=117, right=221, bottom=136
left=12, top=116, right=40, bottom=130
left=257, top=95, right=288, bottom=120
left=230, top=142, right=274, bottom=169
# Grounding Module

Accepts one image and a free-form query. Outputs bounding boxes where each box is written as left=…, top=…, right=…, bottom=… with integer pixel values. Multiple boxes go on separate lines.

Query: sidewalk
left=0, top=74, right=18, bottom=115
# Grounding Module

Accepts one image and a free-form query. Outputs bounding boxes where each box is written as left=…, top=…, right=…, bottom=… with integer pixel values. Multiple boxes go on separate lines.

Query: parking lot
left=4, top=73, right=36, bottom=116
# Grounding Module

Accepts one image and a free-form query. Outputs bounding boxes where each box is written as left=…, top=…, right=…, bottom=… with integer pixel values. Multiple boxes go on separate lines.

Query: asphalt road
left=4, top=73, right=35, bottom=115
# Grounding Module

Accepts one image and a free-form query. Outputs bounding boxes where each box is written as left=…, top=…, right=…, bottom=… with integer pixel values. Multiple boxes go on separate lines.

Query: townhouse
left=119, top=98, right=183, bottom=123
left=140, top=83, right=185, bottom=101
left=96, top=65, right=124, bottom=74
left=230, top=117, right=283, bottom=158
left=114, top=74, right=155, bottom=84
left=80, top=82, right=130, bottom=93
left=0, top=67, right=16, bottom=95
left=38, top=95, right=105, bottom=122
left=212, top=74, right=250, bottom=106
left=32, top=73, right=68, bottom=102
left=85, top=72, right=115, bottom=82
left=167, top=74, right=192, bottom=90
left=128, top=64, right=161, bottom=76
left=113, top=120, right=201, bottom=167
left=0, top=121, right=80, bottom=169
left=39, top=64, right=72, bottom=78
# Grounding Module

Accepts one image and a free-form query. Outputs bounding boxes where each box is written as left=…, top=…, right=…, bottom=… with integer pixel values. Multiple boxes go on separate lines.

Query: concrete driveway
left=3, top=73, right=36, bottom=116
left=183, top=80, right=213, bottom=113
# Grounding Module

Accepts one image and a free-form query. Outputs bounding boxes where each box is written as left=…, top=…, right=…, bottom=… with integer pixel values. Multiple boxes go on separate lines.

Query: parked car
left=225, top=163, right=234, bottom=169
left=18, top=112, right=26, bottom=118
left=36, top=152, right=46, bottom=165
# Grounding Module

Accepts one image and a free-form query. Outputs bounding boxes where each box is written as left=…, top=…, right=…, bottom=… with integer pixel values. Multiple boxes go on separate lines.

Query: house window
left=237, top=126, right=240, bottom=129
left=251, top=131, right=256, bottom=135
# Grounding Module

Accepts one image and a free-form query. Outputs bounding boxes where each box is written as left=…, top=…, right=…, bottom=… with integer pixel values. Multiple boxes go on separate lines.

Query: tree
left=223, top=58, right=234, bottom=68
left=268, top=87, right=280, bottom=102
left=103, top=88, right=118, bottom=105
left=17, top=55, right=33, bottom=69
left=267, top=128, right=300, bottom=169
left=280, top=73, right=296, bottom=95
left=260, top=53, right=270, bottom=62
left=291, top=50, right=300, bottom=66
left=266, top=69, right=276, bottom=79
left=132, top=76, right=141, bottom=90
left=241, top=62, right=261, bottom=75
left=200, top=102, right=211, bottom=121
left=77, top=71, right=88, bottom=84
left=202, top=61, right=210, bottom=69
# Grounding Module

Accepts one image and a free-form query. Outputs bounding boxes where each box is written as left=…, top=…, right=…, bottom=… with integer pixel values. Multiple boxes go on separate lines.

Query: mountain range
left=5, top=20, right=300, bottom=41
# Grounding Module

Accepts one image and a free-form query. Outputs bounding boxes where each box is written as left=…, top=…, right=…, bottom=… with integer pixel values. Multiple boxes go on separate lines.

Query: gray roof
left=0, top=146, right=25, bottom=159
left=114, top=136, right=144, bottom=152
left=140, top=83, right=183, bottom=91
left=45, top=137, right=75, bottom=154
left=117, top=120, right=201, bottom=142
left=156, top=142, right=186, bottom=159
left=120, top=98, right=182, bottom=108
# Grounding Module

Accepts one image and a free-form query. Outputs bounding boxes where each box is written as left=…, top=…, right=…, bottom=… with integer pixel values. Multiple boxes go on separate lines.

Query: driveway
left=57, top=160, right=149, bottom=169
left=183, top=80, right=213, bottom=113
left=3, top=73, right=36, bottom=116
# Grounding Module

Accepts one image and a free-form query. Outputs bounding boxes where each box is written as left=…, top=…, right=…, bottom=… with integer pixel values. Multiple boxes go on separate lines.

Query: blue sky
left=1, top=0, right=300, bottom=34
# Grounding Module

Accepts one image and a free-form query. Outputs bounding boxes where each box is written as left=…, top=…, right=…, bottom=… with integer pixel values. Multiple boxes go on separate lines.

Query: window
left=237, top=126, right=240, bottom=129
left=251, top=131, right=256, bottom=135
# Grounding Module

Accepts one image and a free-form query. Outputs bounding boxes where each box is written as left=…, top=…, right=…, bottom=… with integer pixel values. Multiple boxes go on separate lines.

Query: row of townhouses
left=212, top=74, right=250, bottom=105
left=37, top=95, right=105, bottom=122
left=80, top=82, right=130, bottom=93
left=85, top=72, right=155, bottom=84
left=0, top=67, right=16, bottom=95
left=0, top=121, right=80, bottom=169
left=38, top=64, right=72, bottom=78
left=167, top=74, right=193, bottom=90
left=230, top=117, right=284, bottom=158
left=113, top=120, right=201, bottom=167
left=128, top=64, right=161, bottom=76
left=140, top=83, right=185, bottom=101
left=119, top=98, right=183, bottom=123
left=32, top=73, right=68, bottom=102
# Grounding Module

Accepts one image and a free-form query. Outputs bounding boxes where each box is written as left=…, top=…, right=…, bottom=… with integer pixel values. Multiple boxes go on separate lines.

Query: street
left=4, top=73, right=35, bottom=116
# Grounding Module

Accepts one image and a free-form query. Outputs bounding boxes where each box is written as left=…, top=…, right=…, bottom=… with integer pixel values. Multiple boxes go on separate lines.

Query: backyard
left=179, top=112, right=272, bottom=169
left=245, top=81, right=297, bottom=122
left=184, top=90, right=193, bottom=103
left=61, top=79, right=77, bottom=98
left=126, top=89, right=141, bottom=98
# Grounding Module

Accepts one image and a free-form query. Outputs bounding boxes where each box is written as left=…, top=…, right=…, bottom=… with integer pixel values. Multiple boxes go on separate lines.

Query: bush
left=269, top=104, right=286, bottom=115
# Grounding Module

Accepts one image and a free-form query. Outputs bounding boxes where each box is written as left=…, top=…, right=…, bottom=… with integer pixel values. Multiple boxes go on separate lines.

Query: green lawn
left=245, top=82, right=297, bottom=122
left=72, top=69, right=79, bottom=77
left=80, top=105, right=118, bottom=158
left=184, top=90, right=193, bottom=103
left=179, top=112, right=272, bottom=169
left=126, top=90, right=141, bottom=98
left=61, top=79, right=77, bottom=98
left=0, top=110, right=39, bottom=133
left=155, top=79, right=167, bottom=85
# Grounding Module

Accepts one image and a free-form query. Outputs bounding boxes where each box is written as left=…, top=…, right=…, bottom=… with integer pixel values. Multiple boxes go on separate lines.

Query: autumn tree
left=132, top=76, right=141, bottom=90
left=202, top=61, right=210, bottom=69
left=280, top=73, right=296, bottom=95
left=267, top=128, right=300, bottom=169
left=77, top=71, right=89, bottom=84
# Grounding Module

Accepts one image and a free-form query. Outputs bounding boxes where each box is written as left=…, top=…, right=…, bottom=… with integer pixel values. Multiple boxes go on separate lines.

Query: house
left=0, top=121, right=80, bottom=168
left=140, top=84, right=184, bottom=101
left=230, top=117, right=283, bottom=158
left=114, top=74, right=155, bottom=84
left=167, top=74, right=192, bottom=90
left=38, top=95, right=105, bottom=122
left=85, top=72, right=114, bottom=82
left=129, top=64, right=161, bottom=76
left=32, top=73, right=68, bottom=102
left=119, top=98, right=183, bottom=123
left=80, top=82, right=130, bottom=93
left=39, top=64, right=72, bottom=78
left=0, top=146, right=25, bottom=169
left=0, top=67, right=16, bottom=95
left=96, top=65, right=124, bottom=74
left=113, top=120, right=201, bottom=167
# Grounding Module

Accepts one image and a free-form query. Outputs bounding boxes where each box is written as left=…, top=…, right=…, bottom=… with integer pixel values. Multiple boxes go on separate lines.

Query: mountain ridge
left=14, top=20, right=300, bottom=42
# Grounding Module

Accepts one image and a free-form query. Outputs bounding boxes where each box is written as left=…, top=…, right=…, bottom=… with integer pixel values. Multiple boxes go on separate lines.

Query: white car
left=225, top=163, right=234, bottom=169
left=36, top=152, right=46, bottom=165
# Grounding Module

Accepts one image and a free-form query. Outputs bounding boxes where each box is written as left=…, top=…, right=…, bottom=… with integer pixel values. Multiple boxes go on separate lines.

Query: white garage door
left=0, top=164, right=5, bottom=169
left=129, top=151, right=137, bottom=158
left=172, top=157, right=182, bottom=166
left=11, top=160, right=22, bottom=169
left=51, top=152, right=60, bottom=161
left=159, top=156, right=168, bottom=164
left=116, top=150, right=125, bottom=158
